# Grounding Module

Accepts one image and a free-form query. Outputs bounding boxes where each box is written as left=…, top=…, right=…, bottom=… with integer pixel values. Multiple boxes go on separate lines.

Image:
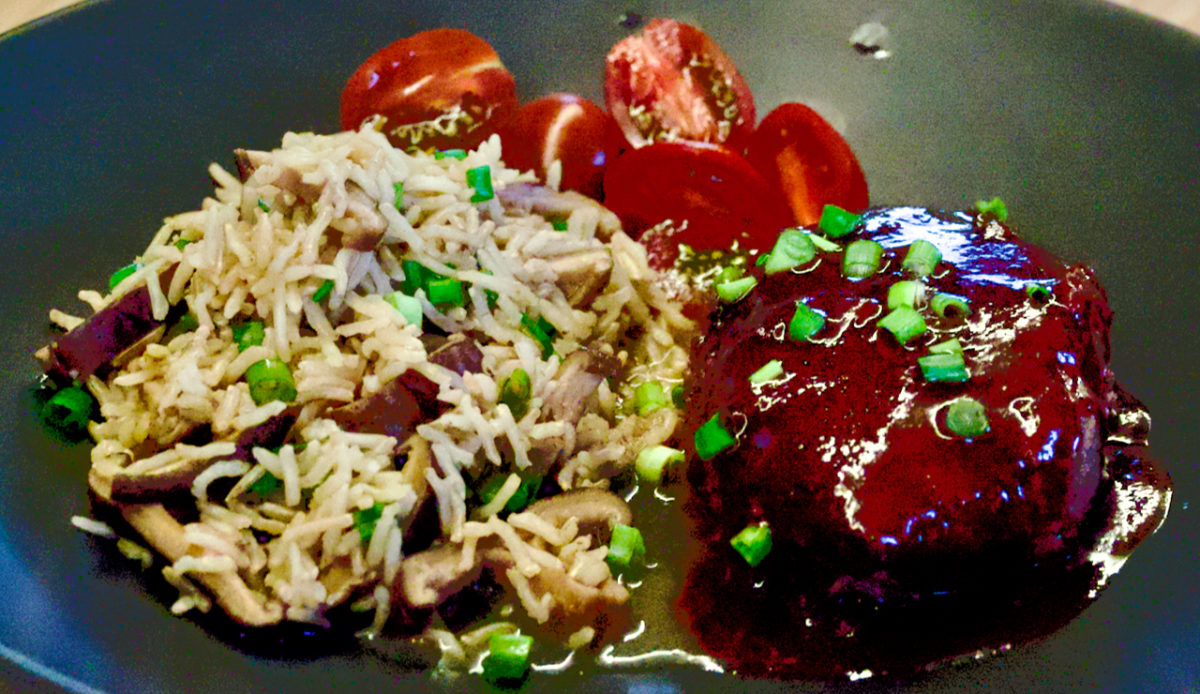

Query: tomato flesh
left=340, top=28, right=518, bottom=151
left=603, top=141, right=790, bottom=269
left=605, top=18, right=756, bottom=150
left=746, top=102, right=869, bottom=226
left=496, top=93, right=628, bottom=200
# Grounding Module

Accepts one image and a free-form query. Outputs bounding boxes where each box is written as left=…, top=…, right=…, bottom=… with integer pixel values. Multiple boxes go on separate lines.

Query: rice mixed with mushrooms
left=44, top=121, right=693, bottom=646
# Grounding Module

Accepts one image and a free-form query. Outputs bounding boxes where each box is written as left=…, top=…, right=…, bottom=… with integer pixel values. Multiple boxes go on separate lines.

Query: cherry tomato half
left=496, top=93, right=628, bottom=200
left=745, top=102, right=869, bottom=227
left=340, top=28, right=518, bottom=151
left=603, top=141, right=790, bottom=269
left=605, top=18, right=756, bottom=151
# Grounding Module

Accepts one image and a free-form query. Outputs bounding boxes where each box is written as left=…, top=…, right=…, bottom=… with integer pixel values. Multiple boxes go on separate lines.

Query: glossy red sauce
left=678, top=207, right=1171, bottom=679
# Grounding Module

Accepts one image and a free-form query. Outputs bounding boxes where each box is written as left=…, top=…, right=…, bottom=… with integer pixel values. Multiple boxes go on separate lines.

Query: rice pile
left=58, top=120, right=693, bottom=635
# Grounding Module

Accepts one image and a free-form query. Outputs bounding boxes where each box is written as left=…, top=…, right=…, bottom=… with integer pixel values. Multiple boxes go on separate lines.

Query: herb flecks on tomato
left=603, top=141, right=790, bottom=269
left=340, top=28, right=518, bottom=151
left=497, top=93, right=628, bottom=200
left=747, top=102, right=869, bottom=227
left=605, top=18, right=756, bottom=150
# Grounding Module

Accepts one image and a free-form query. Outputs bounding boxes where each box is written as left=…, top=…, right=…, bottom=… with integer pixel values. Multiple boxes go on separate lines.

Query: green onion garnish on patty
left=902, top=239, right=942, bottom=276
left=716, top=276, right=757, bottom=303
left=842, top=239, right=884, bottom=278
left=878, top=306, right=927, bottom=345
left=749, top=359, right=784, bottom=385
left=931, top=292, right=971, bottom=318
left=695, top=413, right=737, bottom=460
left=788, top=302, right=826, bottom=342
left=975, top=196, right=1008, bottom=221
left=887, top=280, right=922, bottom=310
left=730, top=522, right=773, bottom=567
left=818, top=204, right=861, bottom=239
left=763, top=229, right=816, bottom=275
left=918, top=351, right=969, bottom=383
left=945, top=397, right=990, bottom=438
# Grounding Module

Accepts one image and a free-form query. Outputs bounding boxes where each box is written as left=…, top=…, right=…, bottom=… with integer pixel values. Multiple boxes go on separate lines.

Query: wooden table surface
left=2, top=0, right=1200, bottom=36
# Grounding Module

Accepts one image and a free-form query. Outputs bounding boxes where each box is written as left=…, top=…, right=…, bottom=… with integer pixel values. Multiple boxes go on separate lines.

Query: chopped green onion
left=466, top=165, right=494, bottom=203
left=1025, top=283, right=1053, bottom=303
left=902, top=239, right=942, bottom=277
left=716, top=276, right=757, bottom=303
left=426, top=278, right=466, bottom=307
left=730, top=522, right=773, bottom=567
left=311, top=279, right=335, bottom=303
left=480, top=472, right=540, bottom=513
left=249, top=471, right=281, bottom=497
left=764, top=229, right=816, bottom=275
left=482, top=632, right=534, bottom=686
left=754, top=252, right=770, bottom=267
left=41, top=385, right=95, bottom=436
left=499, top=368, right=532, bottom=421
left=435, top=148, right=468, bottom=160
left=715, top=264, right=744, bottom=285
left=245, top=358, right=297, bottom=406
left=393, top=181, right=404, bottom=207
left=108, top=263, right=140, bottom=290
left=173, top=238, right=193, bottom=250
left=749, top=359, right=784, bottom=385
left=257, top=198, right=271, bottom=212
left=671, top=384, right=686, bottom=410
left=887, top=280, right=922, bottom=310
left=478, top=268, right=499, bottom=310
left=842, top=239, right=884, bottom=278
left=818, top=204, right=861, bottom=239
left=931, top=292, right=971, bottom=318
left=174, top=313, right=199, bottom=333
left=918, top=351, right=969, bottom=383
left=383, top=291, right=423, bottom=328
left=945, top=397, right=990, bottom=437
left=508, top=475, right=541, bottom=512
left=520, top=313, right=557, bottom=359
left=352, top=502, right=387, bottom=544
left=929, top=338, right=964, bottom=355
left=399, top=259, right=438, bottom=296
left=806, top=230, right=843, bottom=253
left=975, top=196, right=1008, bottom=221
left=635, top=445, right=684, bottom=485
left=550, top=218, right=568, bottom=231
left=232, top=320, right=265, bottom=352
left=788, top=302, right=826, bottom=342
left=695, top=413, right=737, bottom=461
left=605, top=523, right=646, bottom=575
left=634, top=381, right=671, bottom=416
left=878, top=306, right=927, bottom=345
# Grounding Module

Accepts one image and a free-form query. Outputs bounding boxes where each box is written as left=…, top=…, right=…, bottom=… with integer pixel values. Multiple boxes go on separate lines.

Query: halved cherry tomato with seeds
left=496, top=93, right=628, bottom=200
left=603, top=141, right=790, bottom=269
left=340, top=28, right=518, bottom=151
left=746, top=102, right=869, bottom=227
left=605, top=18, right=756, bottom=151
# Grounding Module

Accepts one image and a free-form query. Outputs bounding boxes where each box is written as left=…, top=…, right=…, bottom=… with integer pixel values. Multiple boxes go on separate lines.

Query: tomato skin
left=340, top=28, right=518, bottom=151
left=605, top=18, right=756, bottom=151
left=746, top=102, right=869, bottom=227
left=496, top=93, right=628, bottom=200
left=603, top=141, right=790, bottom=269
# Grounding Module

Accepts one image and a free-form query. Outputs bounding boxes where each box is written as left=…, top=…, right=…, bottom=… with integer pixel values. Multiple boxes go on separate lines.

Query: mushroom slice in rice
left=123, top=504, right=283, bottom=626
left=393, top=489, right=633, bottom=641
left=548, top=247, right=614, bottom=309
left=495, top=182, right=622, bottom=239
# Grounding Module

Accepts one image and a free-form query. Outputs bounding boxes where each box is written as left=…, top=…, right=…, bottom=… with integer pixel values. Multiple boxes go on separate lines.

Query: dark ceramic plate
left=1, top=1, right=1197, bottom=691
